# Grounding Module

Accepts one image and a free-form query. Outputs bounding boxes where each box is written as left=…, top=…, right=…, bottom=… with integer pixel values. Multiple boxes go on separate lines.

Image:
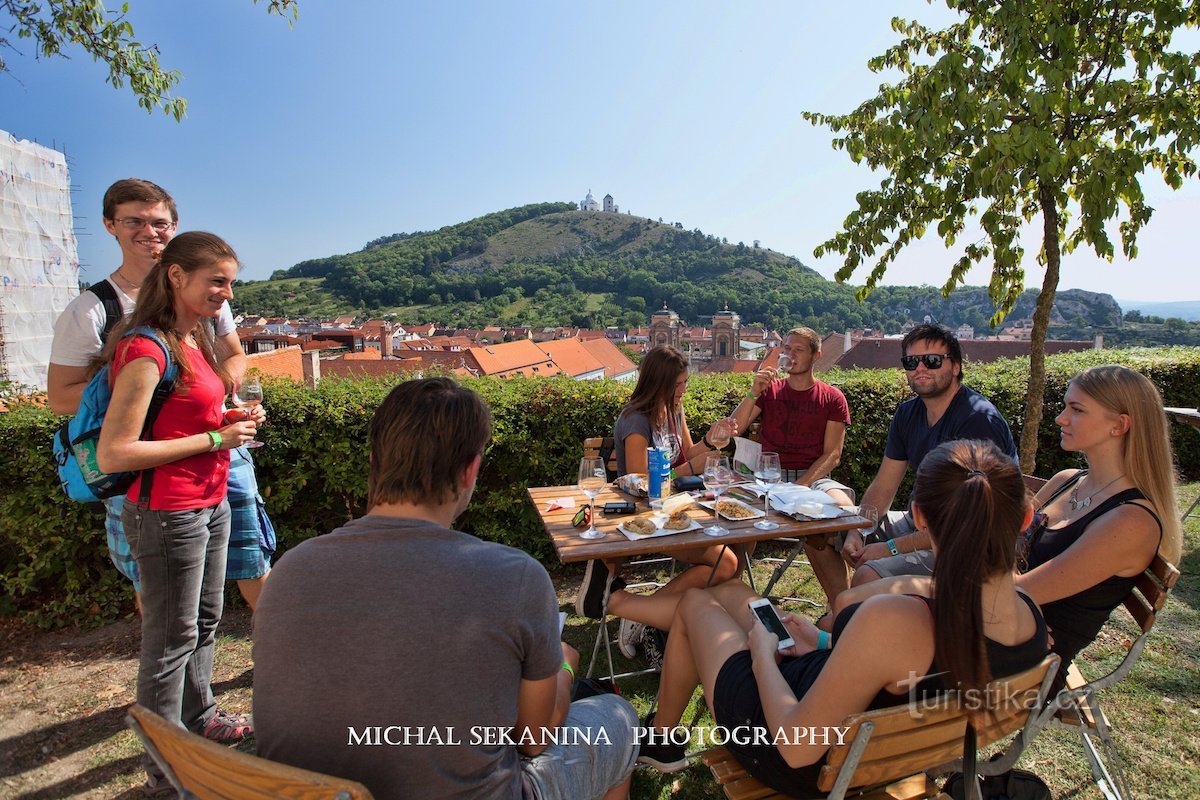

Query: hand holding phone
left=748, top=598, right=795, bottom=651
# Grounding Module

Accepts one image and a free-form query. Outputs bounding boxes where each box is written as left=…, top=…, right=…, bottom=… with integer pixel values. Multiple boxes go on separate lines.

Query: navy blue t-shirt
left=885, top=385, right=1017, bottom=469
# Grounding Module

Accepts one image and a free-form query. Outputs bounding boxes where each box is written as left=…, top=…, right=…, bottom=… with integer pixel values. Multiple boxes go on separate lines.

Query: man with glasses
left=842, top=323, right=1017, bottom=585
left=48, top=178, right=273, bottom=629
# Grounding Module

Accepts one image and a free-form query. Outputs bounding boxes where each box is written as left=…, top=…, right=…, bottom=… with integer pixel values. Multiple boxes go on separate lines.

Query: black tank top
left=717, top=593, right=1048, bottom=798
left=1026, top=471, right=1162, bottom=670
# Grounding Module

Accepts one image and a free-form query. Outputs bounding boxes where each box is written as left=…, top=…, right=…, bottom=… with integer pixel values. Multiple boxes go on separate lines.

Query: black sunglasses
left=901, top=353, right=951, bottom=371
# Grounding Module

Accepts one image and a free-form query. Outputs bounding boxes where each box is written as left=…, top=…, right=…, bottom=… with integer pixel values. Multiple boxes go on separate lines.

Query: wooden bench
left=702, top=653, right=1060, bottom=800
left=126, top=704, right=374, bottom=800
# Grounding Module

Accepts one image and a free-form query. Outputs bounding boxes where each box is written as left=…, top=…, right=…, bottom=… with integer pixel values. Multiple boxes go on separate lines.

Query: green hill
left=231, top=202, right=1124, bottom=335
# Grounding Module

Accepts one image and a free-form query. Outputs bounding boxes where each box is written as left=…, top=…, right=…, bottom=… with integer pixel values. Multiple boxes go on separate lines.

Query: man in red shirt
left=730, top=327, right=854, bottom=603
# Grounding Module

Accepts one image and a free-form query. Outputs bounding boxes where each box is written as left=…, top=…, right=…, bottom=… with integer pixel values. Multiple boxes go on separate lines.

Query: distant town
left=235, top=303, right=1102, bottom=386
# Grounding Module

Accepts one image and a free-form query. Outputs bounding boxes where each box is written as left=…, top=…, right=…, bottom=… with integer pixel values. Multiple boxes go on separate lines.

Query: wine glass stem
left=764, top=487, right=770, bottom=517
left=588, top=498, right=597, bottom=535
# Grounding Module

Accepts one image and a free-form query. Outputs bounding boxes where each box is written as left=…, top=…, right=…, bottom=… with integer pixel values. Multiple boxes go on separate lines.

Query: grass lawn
left=1, top=484, right=1196, bottom=799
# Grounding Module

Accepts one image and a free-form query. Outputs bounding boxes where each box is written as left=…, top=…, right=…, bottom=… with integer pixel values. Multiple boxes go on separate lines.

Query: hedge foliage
left=3, top=347, right=1199, bottom=628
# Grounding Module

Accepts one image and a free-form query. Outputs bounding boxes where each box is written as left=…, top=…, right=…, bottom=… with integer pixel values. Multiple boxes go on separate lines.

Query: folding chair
left=1045, top=553, right=1180, bottom=800
left=703, top=653, right=1060, bottom=800
left=126, top=704, right=374, bottom=800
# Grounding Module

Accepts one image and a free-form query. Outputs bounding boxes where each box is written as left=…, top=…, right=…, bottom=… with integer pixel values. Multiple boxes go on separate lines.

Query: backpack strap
left=88, top=280, right=124, bottom=346
left=124, top=326, right=181, bottom=509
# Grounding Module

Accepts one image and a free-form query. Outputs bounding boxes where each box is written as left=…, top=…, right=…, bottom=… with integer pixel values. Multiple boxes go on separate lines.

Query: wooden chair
left=1046, top=553, right=1180, bottom=800
left=125, top=705, right=374, bottom=800
left=702, top=653, right=1060, bottom=800
left=583, top=436, right=619, bottom=480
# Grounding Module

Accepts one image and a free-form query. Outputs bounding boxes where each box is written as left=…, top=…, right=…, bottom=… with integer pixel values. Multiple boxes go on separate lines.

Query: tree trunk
left=1020, top=184, right=1062, bottom=474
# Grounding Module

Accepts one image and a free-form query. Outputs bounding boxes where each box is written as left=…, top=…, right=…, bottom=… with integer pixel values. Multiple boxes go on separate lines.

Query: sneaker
left=141, top=773, right=176, bottom=797
left=574, top=561, right=625, bottom=619
left=618, top=619, right=645, bottom=659
left=641, top=626, right=667, bottom=671
left=636, top=713, right=689, bottom=773
left=200, top=709, right=253, bottom=743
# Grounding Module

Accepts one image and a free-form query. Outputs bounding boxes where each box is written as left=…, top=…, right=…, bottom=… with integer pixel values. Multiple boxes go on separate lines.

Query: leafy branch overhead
left=805, top=0, right=1200, bottom=325
left=0, top=0, right=298, bottom=120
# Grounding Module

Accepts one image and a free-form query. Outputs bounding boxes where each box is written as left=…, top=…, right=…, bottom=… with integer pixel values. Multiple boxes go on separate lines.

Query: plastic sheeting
left=0, top=130, right=79, bottom=391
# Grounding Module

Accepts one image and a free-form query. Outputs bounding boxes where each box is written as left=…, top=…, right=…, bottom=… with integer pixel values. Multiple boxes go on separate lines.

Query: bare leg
left=850, top=564, right=882, bottom=587
left=653, top=585, right=760, bottom=730
left=236, top=572, right=269, bottom=612
left=601, top=774, right=631, bottom=800
left=804, top=542, right=849, bottom=605
left=608, top=545, right=739, bottom=628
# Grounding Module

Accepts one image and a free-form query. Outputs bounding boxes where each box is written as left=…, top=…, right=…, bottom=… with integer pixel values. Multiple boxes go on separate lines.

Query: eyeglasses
left=901, top=353, right=951, bottom=371
left=1015, top=511, right=1048, bottom=573
left=113, top=217, right=176, bottom=232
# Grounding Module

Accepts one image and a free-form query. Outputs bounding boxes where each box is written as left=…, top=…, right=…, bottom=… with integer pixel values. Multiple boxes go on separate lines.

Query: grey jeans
left=124, top=500, right=231, bottom=770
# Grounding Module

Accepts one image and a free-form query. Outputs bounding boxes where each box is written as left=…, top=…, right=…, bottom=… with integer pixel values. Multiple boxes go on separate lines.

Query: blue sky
left=3, top=0, right=1198, bottom=305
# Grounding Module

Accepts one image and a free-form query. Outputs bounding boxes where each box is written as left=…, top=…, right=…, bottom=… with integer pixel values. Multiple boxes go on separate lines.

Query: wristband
left=703, top=434, right=713, bottom=449
left=887, top=538, right=899, bottom=556
left=817, top=630, right=831, bottom=650
left=561, top=661, right=574, bottom=678
left=207, top=430, right=222, bottom=452
left=744, top=391, right=757, bottom=402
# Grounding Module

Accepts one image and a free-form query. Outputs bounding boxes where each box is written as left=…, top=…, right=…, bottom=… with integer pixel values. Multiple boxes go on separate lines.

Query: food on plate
left=715, top=499, right=757, bottom=519
left=625, top=517, right=658, bottom=536
left=663, top=510, right=693, bottom=530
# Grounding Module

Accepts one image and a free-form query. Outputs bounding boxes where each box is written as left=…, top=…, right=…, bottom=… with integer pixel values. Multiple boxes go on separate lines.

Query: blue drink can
left=648, top=447, right=664, bottom=501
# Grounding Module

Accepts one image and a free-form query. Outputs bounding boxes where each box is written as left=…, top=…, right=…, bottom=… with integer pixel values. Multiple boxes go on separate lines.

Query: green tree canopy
left=1, top=0, right=298, bottom=119
left=805, top=0, right=1200, bottom=470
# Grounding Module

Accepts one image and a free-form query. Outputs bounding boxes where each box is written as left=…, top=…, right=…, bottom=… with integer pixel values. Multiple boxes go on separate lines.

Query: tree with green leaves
left=1, top=0, right=297, bottom=120
left=805, top=0, right=1200, bottom=471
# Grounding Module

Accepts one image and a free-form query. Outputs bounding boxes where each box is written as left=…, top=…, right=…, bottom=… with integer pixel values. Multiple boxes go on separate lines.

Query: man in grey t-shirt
left=253, top=378, right=638, bottom=800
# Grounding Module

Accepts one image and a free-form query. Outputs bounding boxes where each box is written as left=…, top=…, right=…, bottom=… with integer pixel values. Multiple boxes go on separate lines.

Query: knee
left=851, top=564, right=881, bottom=587
left=678, top=587, right=712, bottom=618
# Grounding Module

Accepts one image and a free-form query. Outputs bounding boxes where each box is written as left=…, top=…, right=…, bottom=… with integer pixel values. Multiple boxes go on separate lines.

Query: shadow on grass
left=11, top=754, right=144, bottom=800
left=0, top=703, right=132, bottom=780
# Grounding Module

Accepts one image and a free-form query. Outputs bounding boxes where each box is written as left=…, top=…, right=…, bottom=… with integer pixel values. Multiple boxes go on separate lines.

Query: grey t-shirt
left=253, top=515, right=561, bottom=800
left=613, top=410, right=654, bottom=477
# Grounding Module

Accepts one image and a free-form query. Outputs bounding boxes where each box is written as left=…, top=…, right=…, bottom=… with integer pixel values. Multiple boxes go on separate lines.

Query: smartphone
left=748, top=598, right=795, bottom=651
left=602, top=501, right=636, bottom=514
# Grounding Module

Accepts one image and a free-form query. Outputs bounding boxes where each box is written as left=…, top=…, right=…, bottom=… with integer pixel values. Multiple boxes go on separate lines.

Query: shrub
left=3, top=348, right=1198, bottom=627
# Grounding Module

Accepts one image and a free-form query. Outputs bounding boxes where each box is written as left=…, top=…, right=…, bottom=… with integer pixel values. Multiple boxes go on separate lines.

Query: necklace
left=1069, top=473, right=1125, bottom=511
left=114, top=269, right=141, bottom=290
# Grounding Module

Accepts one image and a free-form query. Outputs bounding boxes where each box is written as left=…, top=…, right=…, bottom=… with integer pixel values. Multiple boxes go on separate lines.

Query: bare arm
left=1016, top=504, right=1160, bottom=606
left=623, top=432, right=650, bottom=475
left=515, top=643, right=577, bottom=757
left=749, top=594, right=934, bottom=768
left=842, top=456, right=909, bottom=562
left=46, top=363, right=92, bottom=415
left=831, top=575, right=932, bottom=618
left=730, top=368, right=771, bottom=435
left=215, top=330, right=248, bottom=386
left=96, top=357, right=257, bottom=473
left=796, top=420, right=846, bottom=487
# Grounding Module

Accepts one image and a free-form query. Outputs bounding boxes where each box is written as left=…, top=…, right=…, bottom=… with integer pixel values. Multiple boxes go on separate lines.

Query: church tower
left=649, top=303, right=681, bottom=350
left=711, top=303, right=741, bottom=359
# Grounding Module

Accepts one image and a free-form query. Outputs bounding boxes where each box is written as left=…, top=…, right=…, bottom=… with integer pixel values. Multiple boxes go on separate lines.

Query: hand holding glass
left=703, top=455, right=736, bottom=536
left=231, top=376, right=264, bottom=448
left=577, top=457, right=607, bottom=540
left=753, top=452, right=781, bottom=530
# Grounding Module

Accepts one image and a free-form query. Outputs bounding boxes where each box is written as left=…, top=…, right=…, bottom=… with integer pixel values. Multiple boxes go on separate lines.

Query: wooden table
left=1165, top=408, right=1200, bottom=518
left=527, top=483, right=868, bottom=566
left=528, top=483, right=868, bottom=680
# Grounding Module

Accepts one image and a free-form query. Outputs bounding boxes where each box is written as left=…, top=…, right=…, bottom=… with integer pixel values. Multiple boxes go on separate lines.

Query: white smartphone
left=748, top=598, right=795, bottom=651
left=559, top=611, right=567, bottom=634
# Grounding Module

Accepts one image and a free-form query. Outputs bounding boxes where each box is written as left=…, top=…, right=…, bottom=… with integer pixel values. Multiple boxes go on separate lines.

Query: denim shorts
left=521, top=693, right=639, bottom=800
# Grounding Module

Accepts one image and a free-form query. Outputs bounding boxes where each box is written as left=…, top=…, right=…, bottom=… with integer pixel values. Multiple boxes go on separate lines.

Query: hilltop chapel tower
left=649, top=303, right=682, bottom=350
left=711, top=303, right=741, bottom=358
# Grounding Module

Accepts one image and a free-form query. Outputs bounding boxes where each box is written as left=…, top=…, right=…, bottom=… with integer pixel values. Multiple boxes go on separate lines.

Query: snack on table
left=625, top=517, right=658, bottom=536
left=663, top=510, right=693, bottom=530
left=715, top=499, right=757, bottom=519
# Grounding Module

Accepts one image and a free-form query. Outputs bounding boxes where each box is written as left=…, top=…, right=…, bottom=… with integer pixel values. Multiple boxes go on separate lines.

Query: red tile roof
left=833, top=338, right=1095, bottom=370
left=579, top=338, right=637, bottom=378
left=468, top=340, right=562, bottom=377
left=534, top=338, right=604, bottom=377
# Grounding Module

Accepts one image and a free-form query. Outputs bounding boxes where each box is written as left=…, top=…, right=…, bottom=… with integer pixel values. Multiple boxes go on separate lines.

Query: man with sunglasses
left=843, top=324, right=1016, bottom=584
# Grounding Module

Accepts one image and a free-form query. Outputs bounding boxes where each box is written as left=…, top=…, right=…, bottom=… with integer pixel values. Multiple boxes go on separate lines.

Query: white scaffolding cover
left=0, top=130, right=80, bottom=391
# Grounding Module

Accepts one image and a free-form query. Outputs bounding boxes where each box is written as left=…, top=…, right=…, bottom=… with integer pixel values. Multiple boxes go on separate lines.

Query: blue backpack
left=53, top=325, right=179, bottom=503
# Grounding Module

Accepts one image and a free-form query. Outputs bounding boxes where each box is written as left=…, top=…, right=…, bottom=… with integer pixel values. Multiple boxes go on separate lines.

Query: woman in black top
left=1016, top=365, right=1181, bottom=674
left=637, top=440, right=1049, bottom=797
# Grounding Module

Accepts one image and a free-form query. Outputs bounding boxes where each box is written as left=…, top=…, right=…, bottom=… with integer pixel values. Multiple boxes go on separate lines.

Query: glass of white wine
left=231, top=375, right=265, bottom=448
left=703, top=455, right=735, bottom=536
left=577, top=457, right=607, bottom=540
left=709, top=418, right=733, bottom=450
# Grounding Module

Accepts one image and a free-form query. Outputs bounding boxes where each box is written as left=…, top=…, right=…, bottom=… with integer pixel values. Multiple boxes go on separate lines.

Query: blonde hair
left=1070, top=365, right=1181, bottom=564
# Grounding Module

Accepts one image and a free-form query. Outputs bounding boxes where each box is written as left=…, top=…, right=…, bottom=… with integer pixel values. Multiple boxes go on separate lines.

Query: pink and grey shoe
left=200, top=709, right=253, bottom=743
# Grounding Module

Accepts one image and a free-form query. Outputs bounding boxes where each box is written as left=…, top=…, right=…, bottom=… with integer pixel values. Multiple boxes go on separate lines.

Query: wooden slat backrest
left=1124, top=553, right=1179, bottom=633
left=126, top=705, right=374, bottom=800
left=583, top=436, right=619, bottom=478
left=816, top=654, right=1057, bottom=792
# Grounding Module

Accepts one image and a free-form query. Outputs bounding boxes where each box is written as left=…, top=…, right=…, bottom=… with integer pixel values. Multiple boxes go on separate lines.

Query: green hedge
left=3, top=347, right=1198, bottom=628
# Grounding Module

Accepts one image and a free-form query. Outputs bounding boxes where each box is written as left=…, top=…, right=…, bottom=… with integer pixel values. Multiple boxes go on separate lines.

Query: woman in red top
left=97, top=231, right=261, bottom=791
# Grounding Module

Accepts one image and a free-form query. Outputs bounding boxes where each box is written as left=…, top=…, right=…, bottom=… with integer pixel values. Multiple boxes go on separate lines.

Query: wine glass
left=703, top=455, right=735, bottom=536
left=232, top=375, right=264, bottom=448
left=775, top=353, right=793, bottom=380
left=577, top=457, right=607, bottom=540
left=753, top=452, right=781, bottom=530
left=855, top=504, right=879, bottom=541
left=709, top=418, right=733, bottom=450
